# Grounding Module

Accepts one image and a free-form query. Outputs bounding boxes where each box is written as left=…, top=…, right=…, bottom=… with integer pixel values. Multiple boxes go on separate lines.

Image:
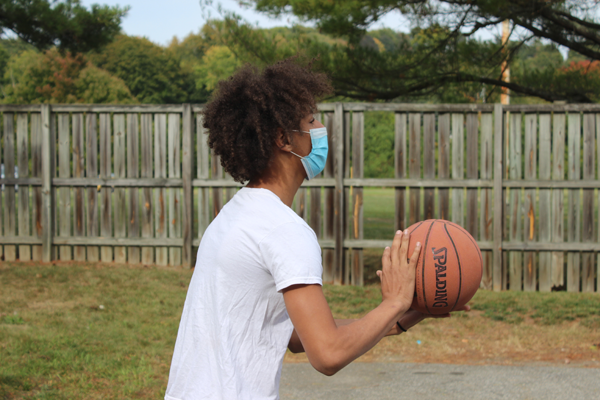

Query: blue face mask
left=290, top=127, right=328, bottom=180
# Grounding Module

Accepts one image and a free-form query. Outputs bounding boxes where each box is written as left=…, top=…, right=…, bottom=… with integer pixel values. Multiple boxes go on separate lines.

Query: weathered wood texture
left=538, top=114, right=552, bottom=291
left=127, top=114, right=140, bottom=264
left=395, top=113, right=407, bottom=231
left=452, top=113, right=465, bottom=226
left=3, top=113, right=16, bottom=261
left=72, top=114, right=85, bottom=261
left=479, top=113, right=493, bottom=290
left=552, top=113, right=566, bottom=289
left=58, top=114, right=71, bottom=261
left=523, top=114, right=537, bottom=291
left=17, top=114, right=30, bottom=261
left=2, top=103, right=600, bottom=292
left=351, top=112, right=364, bottom=286
left=408, top=113, right=421, bottom=226
left=567, top=113, right=581, bottom=292
left=323, top=112, right=335, bottom=283
left=508, top=113, right=522, bottom=290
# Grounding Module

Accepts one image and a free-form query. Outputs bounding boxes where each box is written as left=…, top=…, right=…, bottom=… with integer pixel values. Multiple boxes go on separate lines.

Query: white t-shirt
left=165, top=187, right=323, bottom=400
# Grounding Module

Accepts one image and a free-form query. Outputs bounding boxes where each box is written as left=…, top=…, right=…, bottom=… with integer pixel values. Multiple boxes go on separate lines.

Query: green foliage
left=0, top=0, right=127, bottom=53
left=90, top=35, right=194, bottom=104
left=195, top=45, right=242, bottom=91
left=1, top=48, right=136, bottom=104
left=226, top=0, right=600, bottom=103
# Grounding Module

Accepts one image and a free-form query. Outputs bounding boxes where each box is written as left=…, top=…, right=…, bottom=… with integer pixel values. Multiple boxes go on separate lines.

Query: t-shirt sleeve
left=259, top=221, right=323, bottom=292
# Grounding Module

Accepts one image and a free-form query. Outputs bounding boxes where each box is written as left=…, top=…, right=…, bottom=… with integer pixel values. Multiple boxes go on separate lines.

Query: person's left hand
left=397, top=304, right=471, bottom=333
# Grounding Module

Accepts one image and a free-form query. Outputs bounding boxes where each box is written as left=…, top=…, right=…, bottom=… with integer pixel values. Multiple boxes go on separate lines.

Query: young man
left=165, top=59, right=465, bottom=400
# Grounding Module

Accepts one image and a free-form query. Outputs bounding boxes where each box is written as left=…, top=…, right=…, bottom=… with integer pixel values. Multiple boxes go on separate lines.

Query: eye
left=309, top=118, right=315, bottom=124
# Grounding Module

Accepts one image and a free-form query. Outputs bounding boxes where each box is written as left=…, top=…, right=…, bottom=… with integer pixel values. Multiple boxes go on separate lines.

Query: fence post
left=182, top=104, right=193, bottom=268
left=493, top=104, right=504, bottom=291
left=41, top=104, right=55, bottom=262
left=333, top=103, right=345, bottom=284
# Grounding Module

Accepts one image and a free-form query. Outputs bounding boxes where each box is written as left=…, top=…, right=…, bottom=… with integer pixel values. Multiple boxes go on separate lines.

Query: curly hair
left=202, top=58, right=333, bottom=183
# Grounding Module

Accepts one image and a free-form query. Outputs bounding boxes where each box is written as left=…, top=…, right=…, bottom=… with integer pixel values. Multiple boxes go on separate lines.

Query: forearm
left=288, top=319, right=357, bottom=353
left=312, top=299, right=408, bottom=374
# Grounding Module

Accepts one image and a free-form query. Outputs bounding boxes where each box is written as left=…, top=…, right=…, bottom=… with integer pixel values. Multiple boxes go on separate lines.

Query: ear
left=274, top=127, right=294, bottom=152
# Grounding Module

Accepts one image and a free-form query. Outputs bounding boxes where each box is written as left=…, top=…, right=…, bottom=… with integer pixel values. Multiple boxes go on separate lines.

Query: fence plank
left=394, top=113, right=407, bottom=231
left=408, top=113, right=421, bottom=226
left=466, top=113, right=479, bottom=237
left=141, top=114, right=154, bottom=264
left=508, top=112, right=522, bottom=290
left=31, top=113, right=43, bottom=260
left=155, top=114, right=168, bottom=266
left=58, top=114, right=72, bottom=261
left=127, top=114, right=140, bottom=264
left=99, top=113, right=112, bottom=262
left=452, top=113, right=464, bottom=226
left=597, top=113, right=600, bottom=293
left=17, top=114, right=30, bottom=261
left=343, top=111, right=351, bottom=284
left=323, top=112, right=335, bottom=283
left=86, top=113, right=99, bottom=262
left=41, top=106, right=55, bottom=262
left=423, top=113, right=435, bottom=220
left=538, top=114, right=552, bottom=291
left=523, top=114, right=537, bottom=291
left=438, top=114, right=450, bottom=221
left=351, top=111, right=364, bottom=286
left=197, top=114, right=210, bottom=241
left=333, top=103, right=344, bottom=284
left=567, top=113, right=581, bottom=291
left=580, top=113, right=596, bottom=292
left=182, top=104, right=193, bottom=267
left=3, top=113, right=16, bottom=260
left=552, top=113, right=566, bottom=288
left=72, top=114, right=85, bottom=261
left=114, top=114, right=127, bottom=263
left=168, top=113, right=181, bottom=266
left=582, top=114, right=595, bottom=292
left=493, top=104, right=504, bottom=291
left=479, top=113, right=493, bottom=290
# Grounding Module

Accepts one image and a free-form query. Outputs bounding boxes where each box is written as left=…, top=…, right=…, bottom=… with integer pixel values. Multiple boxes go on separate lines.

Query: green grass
left=1, top=262, right=599, bottom=398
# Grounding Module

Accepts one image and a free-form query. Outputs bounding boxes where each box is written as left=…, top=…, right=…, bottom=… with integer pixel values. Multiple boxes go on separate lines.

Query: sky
left=79, top=0, right=502, bottom=45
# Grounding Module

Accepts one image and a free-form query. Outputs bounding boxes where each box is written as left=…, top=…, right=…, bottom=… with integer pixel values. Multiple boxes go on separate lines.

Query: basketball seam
left=445, top=221, right=483, bottom=277
left=444, top=222, right=462, bottom=313
left=422, top=220, right=436, bottom=315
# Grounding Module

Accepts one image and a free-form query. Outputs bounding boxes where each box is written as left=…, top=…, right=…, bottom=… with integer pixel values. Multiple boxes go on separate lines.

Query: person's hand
left=397, top=305, right=472, bottom=333
left=376, top=230, right=421, bottom=312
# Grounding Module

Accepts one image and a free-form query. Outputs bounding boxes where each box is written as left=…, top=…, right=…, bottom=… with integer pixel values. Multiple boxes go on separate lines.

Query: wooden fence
left=1, top=103, right=600, bottom=292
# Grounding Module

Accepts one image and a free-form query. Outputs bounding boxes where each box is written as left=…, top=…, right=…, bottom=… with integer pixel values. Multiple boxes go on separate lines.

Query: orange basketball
left=405, top=219, right=482, bottom=315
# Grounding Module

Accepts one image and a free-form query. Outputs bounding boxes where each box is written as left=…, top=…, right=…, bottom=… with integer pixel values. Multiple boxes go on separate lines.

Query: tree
left=0, top=0, right=127, bottom=53
left=1, top=48, right=136, bottom=103
left=90, top=35, right=194, bottom=104
left=195, top=45, right=242, bottom=92
left=216, top=0, right=600, bottom=102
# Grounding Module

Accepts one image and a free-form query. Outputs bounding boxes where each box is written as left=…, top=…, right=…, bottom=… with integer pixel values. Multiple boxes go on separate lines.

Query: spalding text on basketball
left=432, top=247, right=448, bottom=308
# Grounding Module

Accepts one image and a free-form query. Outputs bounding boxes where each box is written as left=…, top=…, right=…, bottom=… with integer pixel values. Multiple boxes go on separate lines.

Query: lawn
left=1, top=262, right=599, bottom=399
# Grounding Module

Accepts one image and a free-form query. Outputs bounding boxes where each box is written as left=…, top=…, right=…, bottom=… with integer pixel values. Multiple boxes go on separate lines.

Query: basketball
left=405, top=219, right=482, bottom=315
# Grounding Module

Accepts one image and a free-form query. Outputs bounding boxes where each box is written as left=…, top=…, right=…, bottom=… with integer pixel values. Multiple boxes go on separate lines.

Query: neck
left=246, top=154, right=305, bottom=207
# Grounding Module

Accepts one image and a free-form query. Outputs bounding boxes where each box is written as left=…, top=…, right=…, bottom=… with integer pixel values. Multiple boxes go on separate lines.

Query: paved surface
left=280, top=363, right=600, bottom=400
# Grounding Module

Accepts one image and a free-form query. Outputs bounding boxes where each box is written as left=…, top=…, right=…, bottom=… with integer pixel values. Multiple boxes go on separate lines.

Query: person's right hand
left=377, top=230, right=422, bottom=312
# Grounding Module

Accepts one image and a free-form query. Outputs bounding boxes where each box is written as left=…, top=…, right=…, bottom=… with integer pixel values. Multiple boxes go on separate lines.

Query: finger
left=408, top=242, right=422, bottom=267
left=397, top=228, right=411, bottom=266
left=381, top=246, right=391, bottom=271
left=390, top=231, right=403, bottom=266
